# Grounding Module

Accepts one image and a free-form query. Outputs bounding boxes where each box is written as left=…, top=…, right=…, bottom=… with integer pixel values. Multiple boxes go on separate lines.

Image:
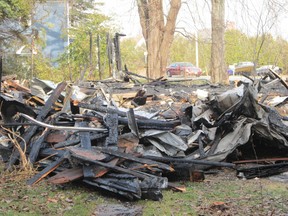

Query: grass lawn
left=0, top=164, right=287, bottom=216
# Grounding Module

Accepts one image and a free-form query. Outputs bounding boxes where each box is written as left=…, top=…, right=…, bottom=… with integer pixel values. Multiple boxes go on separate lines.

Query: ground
left=0, top=163, right=287, bottom=216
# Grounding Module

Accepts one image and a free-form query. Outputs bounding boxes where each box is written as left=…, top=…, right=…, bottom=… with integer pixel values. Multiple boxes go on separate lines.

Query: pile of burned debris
left=0, top=71, right=288, bottom=200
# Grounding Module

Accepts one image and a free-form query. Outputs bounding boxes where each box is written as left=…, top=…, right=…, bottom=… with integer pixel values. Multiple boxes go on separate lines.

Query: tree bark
left=211, top=0, right=228, bottom=84
left=137, top=0, right=181, bottom=79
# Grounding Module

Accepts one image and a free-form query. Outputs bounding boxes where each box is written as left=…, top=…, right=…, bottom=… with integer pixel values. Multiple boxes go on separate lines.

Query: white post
left=195, top=30, right=199, bottom=68
left=66, top=0, right=70, bottom=46
left=66, top=0, right=71, bottom=79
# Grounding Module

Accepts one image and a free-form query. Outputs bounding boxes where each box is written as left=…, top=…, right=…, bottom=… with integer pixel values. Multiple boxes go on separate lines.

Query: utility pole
left=31, top=28, right=36, bottom=78
left=113, top=33, right=126, bottom=79
left=195, top=30, right=199, bottom=68
left=97, top=34, right=102, bottom=80
left=66, top=0, right=71, bottom=80
left=106, top=33, right=113, bottom=77
left=88, top=31, right=93, bottom=79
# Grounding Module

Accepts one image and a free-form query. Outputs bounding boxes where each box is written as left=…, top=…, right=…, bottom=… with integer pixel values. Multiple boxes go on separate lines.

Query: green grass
left=0, top=164, right=287, bottom=216
left=140, top=172, right=288, bottom=216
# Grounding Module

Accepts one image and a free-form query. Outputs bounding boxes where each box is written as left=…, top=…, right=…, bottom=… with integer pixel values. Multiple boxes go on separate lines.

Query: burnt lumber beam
left=87, top=176, right=141, bottom=195
left=78, top=103, right=148, bottom=119
left=78, top=121, right=92, bottom=149
left=125, top=70, right=155, bottom=81
left=78, top=103, right=180, bottom=129
left=233, top=158, right=288, bottom=164
left=78, top=121, right=93, bottom=182
left=53, top=132, right=108, bottom=149
left=48, top=167, right=84, bottom=184
left=123, top=65, right=142, bottom=84
left=39, top=148, right=66, bottom=158
left=68, top=147, right=151, bottom=179
left=27, top=151, right=70, bottom=185
left=83, top=177, right=141, bottom=200
left=83, top=158, right=120, bottom=178
left=237, top=163, right=288, bottom=179
left=99, top=148, right=173, bottom=172
left=127, top=108, right=140, bottom=137
left=141, top=155, right=235, bottom=168
left=268, top=68, right=288, bottom=90
left=118, top=117, right=180, bottom=130
left=198, top=135, right=206, bottom=158
left=29, top=129, right=50, bottom=163
left=7, top=82, right=67, bottom=169
left=104, top=110, right=118, bottom=146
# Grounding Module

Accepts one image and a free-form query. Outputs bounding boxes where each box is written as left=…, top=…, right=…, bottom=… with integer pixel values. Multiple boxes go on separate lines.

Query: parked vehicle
left=166, top=62, right=202, bottom=77
left=256, top=65, right=282, bottom=76
left=234, top=62, right=254, bottom=76
left=227, top=65, right=235, bottom=75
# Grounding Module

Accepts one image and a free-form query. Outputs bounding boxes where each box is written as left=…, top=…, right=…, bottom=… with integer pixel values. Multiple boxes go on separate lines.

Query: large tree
left=211, top=0, right=228, bottom=84
left=137, top=0, right=181, bottom=79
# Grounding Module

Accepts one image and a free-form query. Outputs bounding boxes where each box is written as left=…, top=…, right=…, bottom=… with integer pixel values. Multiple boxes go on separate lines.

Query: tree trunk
left=137, top=0, right=181, bottom=79
left=211, top=0, right=228, bottom=84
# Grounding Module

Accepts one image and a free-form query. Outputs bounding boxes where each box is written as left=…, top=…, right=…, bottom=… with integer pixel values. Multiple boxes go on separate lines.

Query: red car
left=166, top=62, right=202, bottom=77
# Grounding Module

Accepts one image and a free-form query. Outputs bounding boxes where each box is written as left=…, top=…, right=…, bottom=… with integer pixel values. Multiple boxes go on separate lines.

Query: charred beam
left=100, top=147, right=173, bottom=172
left=69, top=146, right=151, bottom=179
left=141, top=155, right=235, bottom=168
left=27, top=151, right=70, bottom=185
left=237, top=163, right=288, bottom=179
left=53, top=132, right=108, bottom=149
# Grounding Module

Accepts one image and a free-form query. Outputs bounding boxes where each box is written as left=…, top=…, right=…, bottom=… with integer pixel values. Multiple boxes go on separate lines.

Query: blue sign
left=34, top=1, right=68, bottom=64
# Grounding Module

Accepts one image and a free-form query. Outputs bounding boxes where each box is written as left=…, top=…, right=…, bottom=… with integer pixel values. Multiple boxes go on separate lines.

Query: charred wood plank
left=198, top=135, right=206, bottom=158
left=125, top=70, right=155, bottom=81
left=233, top=158, right=288, bottom=164
left=68, top=147, right=107, bottom=161
left=118, top=117, right=181, bottom=130
left=29, top=129, right=50, bottom=163
left=237, top=163, right=288, bottom=179
left=123, top=65, right=142, bottom=84
left=127, top=108, right=140, bottom=137
left=79, top=121, right=92, bottom=149
left=139, top=175, right=168, bottom=201
left=100, top=148, right=173, bottom=172
left=83, top=178, right=140, bottom=200
left=83, top=158, right=120, bottom=178
left=68, top=147, right=150, bottom=179
left=27, top=151, right=70, bottom=185
left=39, top=148, right=66, bottom=158
left=168, top=182, right=186, bottom=192
left=7, top=82, right=67, bottom=169
left=268, top=68, right=288, bottom=90
left=141, top=155, right=235, bottom=168
left=53, top=132, right=108, bottom=149
left=104, top=110, right=118, bottom=146
left=78, top=104, right=180, bottom=129
left=48, top=167, right=83, bottom=184
left=78, top=103, right=148, bottom=119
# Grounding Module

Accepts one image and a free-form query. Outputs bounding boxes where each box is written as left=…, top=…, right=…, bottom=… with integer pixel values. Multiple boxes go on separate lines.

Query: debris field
left=0, top=70, right=288, bottom=201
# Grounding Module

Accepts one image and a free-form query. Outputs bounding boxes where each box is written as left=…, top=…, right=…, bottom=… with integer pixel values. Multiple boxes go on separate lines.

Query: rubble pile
left=0, top=71, right=288, bottom=200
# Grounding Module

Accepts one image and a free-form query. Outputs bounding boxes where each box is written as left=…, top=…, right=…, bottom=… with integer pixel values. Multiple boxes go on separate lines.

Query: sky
left=97, top=0, right=288, bottom=40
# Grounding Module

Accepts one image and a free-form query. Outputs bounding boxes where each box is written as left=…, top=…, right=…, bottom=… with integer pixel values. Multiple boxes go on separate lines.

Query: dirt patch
left=93, top=203, right=143, bottom=216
